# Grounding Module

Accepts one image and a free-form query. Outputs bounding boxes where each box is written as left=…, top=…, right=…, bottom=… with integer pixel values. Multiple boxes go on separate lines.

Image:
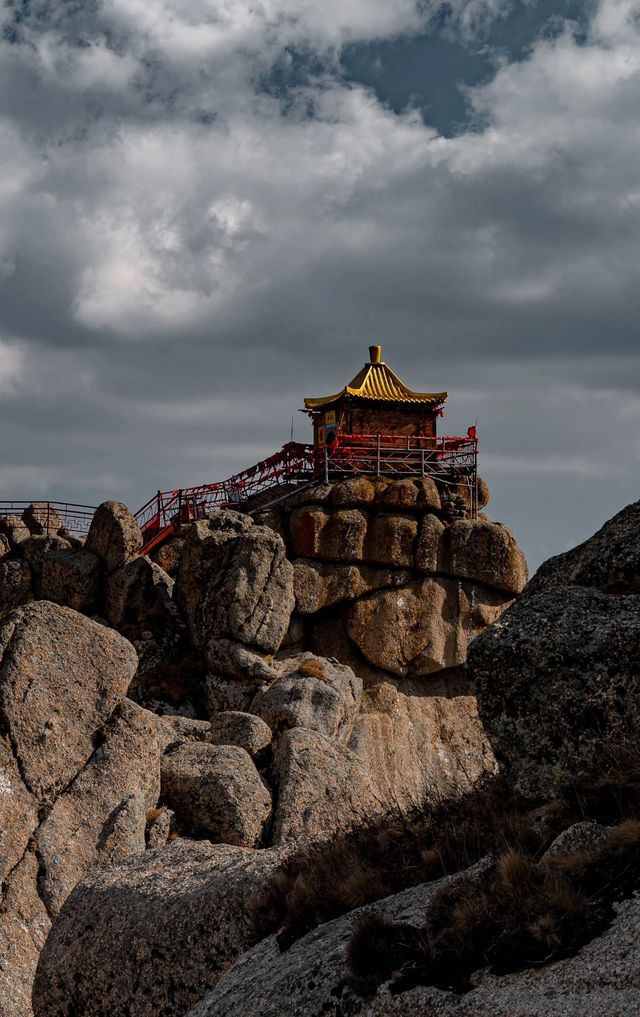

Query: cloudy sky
left=1, top=0, right=639, bottom=571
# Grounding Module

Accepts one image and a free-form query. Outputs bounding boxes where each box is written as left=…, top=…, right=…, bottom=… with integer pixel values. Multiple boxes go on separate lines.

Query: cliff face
left=249, top=475, right=526, bottom=804
left=150, top=475, right=526, bottom=807
left=172, top=496, right=640, bottom=1017
left=0, top=482, right=527, bottom=1017
left=5, top=493, right=639, bottom=1017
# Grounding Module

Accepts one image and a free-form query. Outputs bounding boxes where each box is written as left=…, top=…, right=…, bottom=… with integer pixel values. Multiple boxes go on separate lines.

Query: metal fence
left=0, top=501, right=96, bottom=536
left=1, top=435, right=478, bottom=554
left=135, top=433, right=478, bottom=553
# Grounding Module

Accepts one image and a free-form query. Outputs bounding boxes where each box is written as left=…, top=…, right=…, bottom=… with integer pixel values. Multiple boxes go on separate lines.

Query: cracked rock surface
left=0, top=602, right=158, bottom=1017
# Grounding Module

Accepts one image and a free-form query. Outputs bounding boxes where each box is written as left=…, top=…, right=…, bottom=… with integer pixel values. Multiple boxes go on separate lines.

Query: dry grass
left=252, top=741, right=640, bottom=981
left=346, top=914, right=424, bottom=996
left=297, top=658, right=327, bottom=679
left=605, top=817, right=640, bottom=850
left=252, top=774, right=543, bottom=946
left=347, top=814, right=640, bottom=995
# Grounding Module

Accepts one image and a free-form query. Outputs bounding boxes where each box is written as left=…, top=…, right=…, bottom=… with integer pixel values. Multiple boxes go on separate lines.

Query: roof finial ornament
left=369, top=344, right=382, bottom=364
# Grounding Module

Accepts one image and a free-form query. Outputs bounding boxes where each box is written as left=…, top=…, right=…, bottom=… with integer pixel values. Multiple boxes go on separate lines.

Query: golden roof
left=304, top=345, right=448, bottom=410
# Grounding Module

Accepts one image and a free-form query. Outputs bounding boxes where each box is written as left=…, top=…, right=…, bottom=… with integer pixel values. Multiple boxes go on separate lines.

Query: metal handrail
left=0, top=500, right=97, bottom=536
left=0, top=432, right=478, bottom=553
left=134, top=432, right=478, bottom=550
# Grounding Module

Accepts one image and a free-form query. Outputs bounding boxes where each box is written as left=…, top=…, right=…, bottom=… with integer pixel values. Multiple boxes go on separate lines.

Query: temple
left=303, top=345, right=447, bottom=447
left=2, top=344, right=479, bottom=554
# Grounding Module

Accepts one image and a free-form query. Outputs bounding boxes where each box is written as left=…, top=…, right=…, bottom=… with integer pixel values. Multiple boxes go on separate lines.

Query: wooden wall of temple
left=313, top=405, right=438, bottom=445
left=348, top=407, right=437, bottom=438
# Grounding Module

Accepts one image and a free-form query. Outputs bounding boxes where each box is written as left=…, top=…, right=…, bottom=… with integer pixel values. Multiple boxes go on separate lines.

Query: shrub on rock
left=251, top=654, right=362, bottom=741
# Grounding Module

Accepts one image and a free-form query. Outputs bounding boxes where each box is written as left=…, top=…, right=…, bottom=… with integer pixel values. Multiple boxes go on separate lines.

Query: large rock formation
left=33, top=842, right=284, bottom=1017
left=0, top=602, right=156, bottom=1017
left=174, top=511, right=295, bottom=677
left=0, top=602, right=137, bottom=798
left=0, top=480, right=531, bottom=1016
left=525, top=498, right=640, bottom=596
left=279, top=479, right=526, bottom=684
left=0, top=493, right=637, bottom=1017
left=470, top=498, right=640, bottom=797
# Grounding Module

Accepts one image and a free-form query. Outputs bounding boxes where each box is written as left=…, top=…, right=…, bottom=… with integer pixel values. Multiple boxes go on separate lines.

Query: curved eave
left=304, top=390, right=448, bottom=410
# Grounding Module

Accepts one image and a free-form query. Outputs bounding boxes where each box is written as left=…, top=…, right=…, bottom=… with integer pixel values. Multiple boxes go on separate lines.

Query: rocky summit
left=0, top=489, right=639, bottom=1017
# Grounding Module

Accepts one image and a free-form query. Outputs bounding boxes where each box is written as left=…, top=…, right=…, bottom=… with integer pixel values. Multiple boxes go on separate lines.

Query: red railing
left=134, top=442, right=315, bottom=555
left=134, top=433, right=478, bottom=553
left=1, top=435, right=478, bottom=555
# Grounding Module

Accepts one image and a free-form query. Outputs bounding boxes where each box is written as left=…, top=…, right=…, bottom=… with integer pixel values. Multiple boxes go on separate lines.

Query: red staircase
left=133, top=433, right=478, bottom=554
left=1, top=434, right=478, bottom=555
left=134, top=441, right=315, bottom=555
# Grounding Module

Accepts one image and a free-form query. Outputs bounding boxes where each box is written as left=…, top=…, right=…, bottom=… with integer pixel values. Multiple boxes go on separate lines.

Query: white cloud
left=0, top=339, right=27, bottom=396
left=1, top=0, right=640, bottom=569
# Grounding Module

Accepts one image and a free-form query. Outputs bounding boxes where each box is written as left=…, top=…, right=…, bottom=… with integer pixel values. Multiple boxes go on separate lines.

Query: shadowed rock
left=526, top=497, right=640, bottom=596
left=161, top=742, right=271, bottom=846
left=33, top=842, right=284, bottom=1017
left=106, top=556, right=180, bottom=639
left=471, top=586, right=640, bottom=797
left=0, top=514, right=30, bottom=547
left=41, top=548, right=102, bottom=613
left=0, top=559, right=32, bottom=618
left=85, top=501, right=143, bottom=574
left=22, top=503, right=64, bottom=537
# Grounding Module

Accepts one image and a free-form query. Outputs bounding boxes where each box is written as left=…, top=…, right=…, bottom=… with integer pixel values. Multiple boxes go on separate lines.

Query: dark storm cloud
left=0, top=0, right=639, bottom=570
